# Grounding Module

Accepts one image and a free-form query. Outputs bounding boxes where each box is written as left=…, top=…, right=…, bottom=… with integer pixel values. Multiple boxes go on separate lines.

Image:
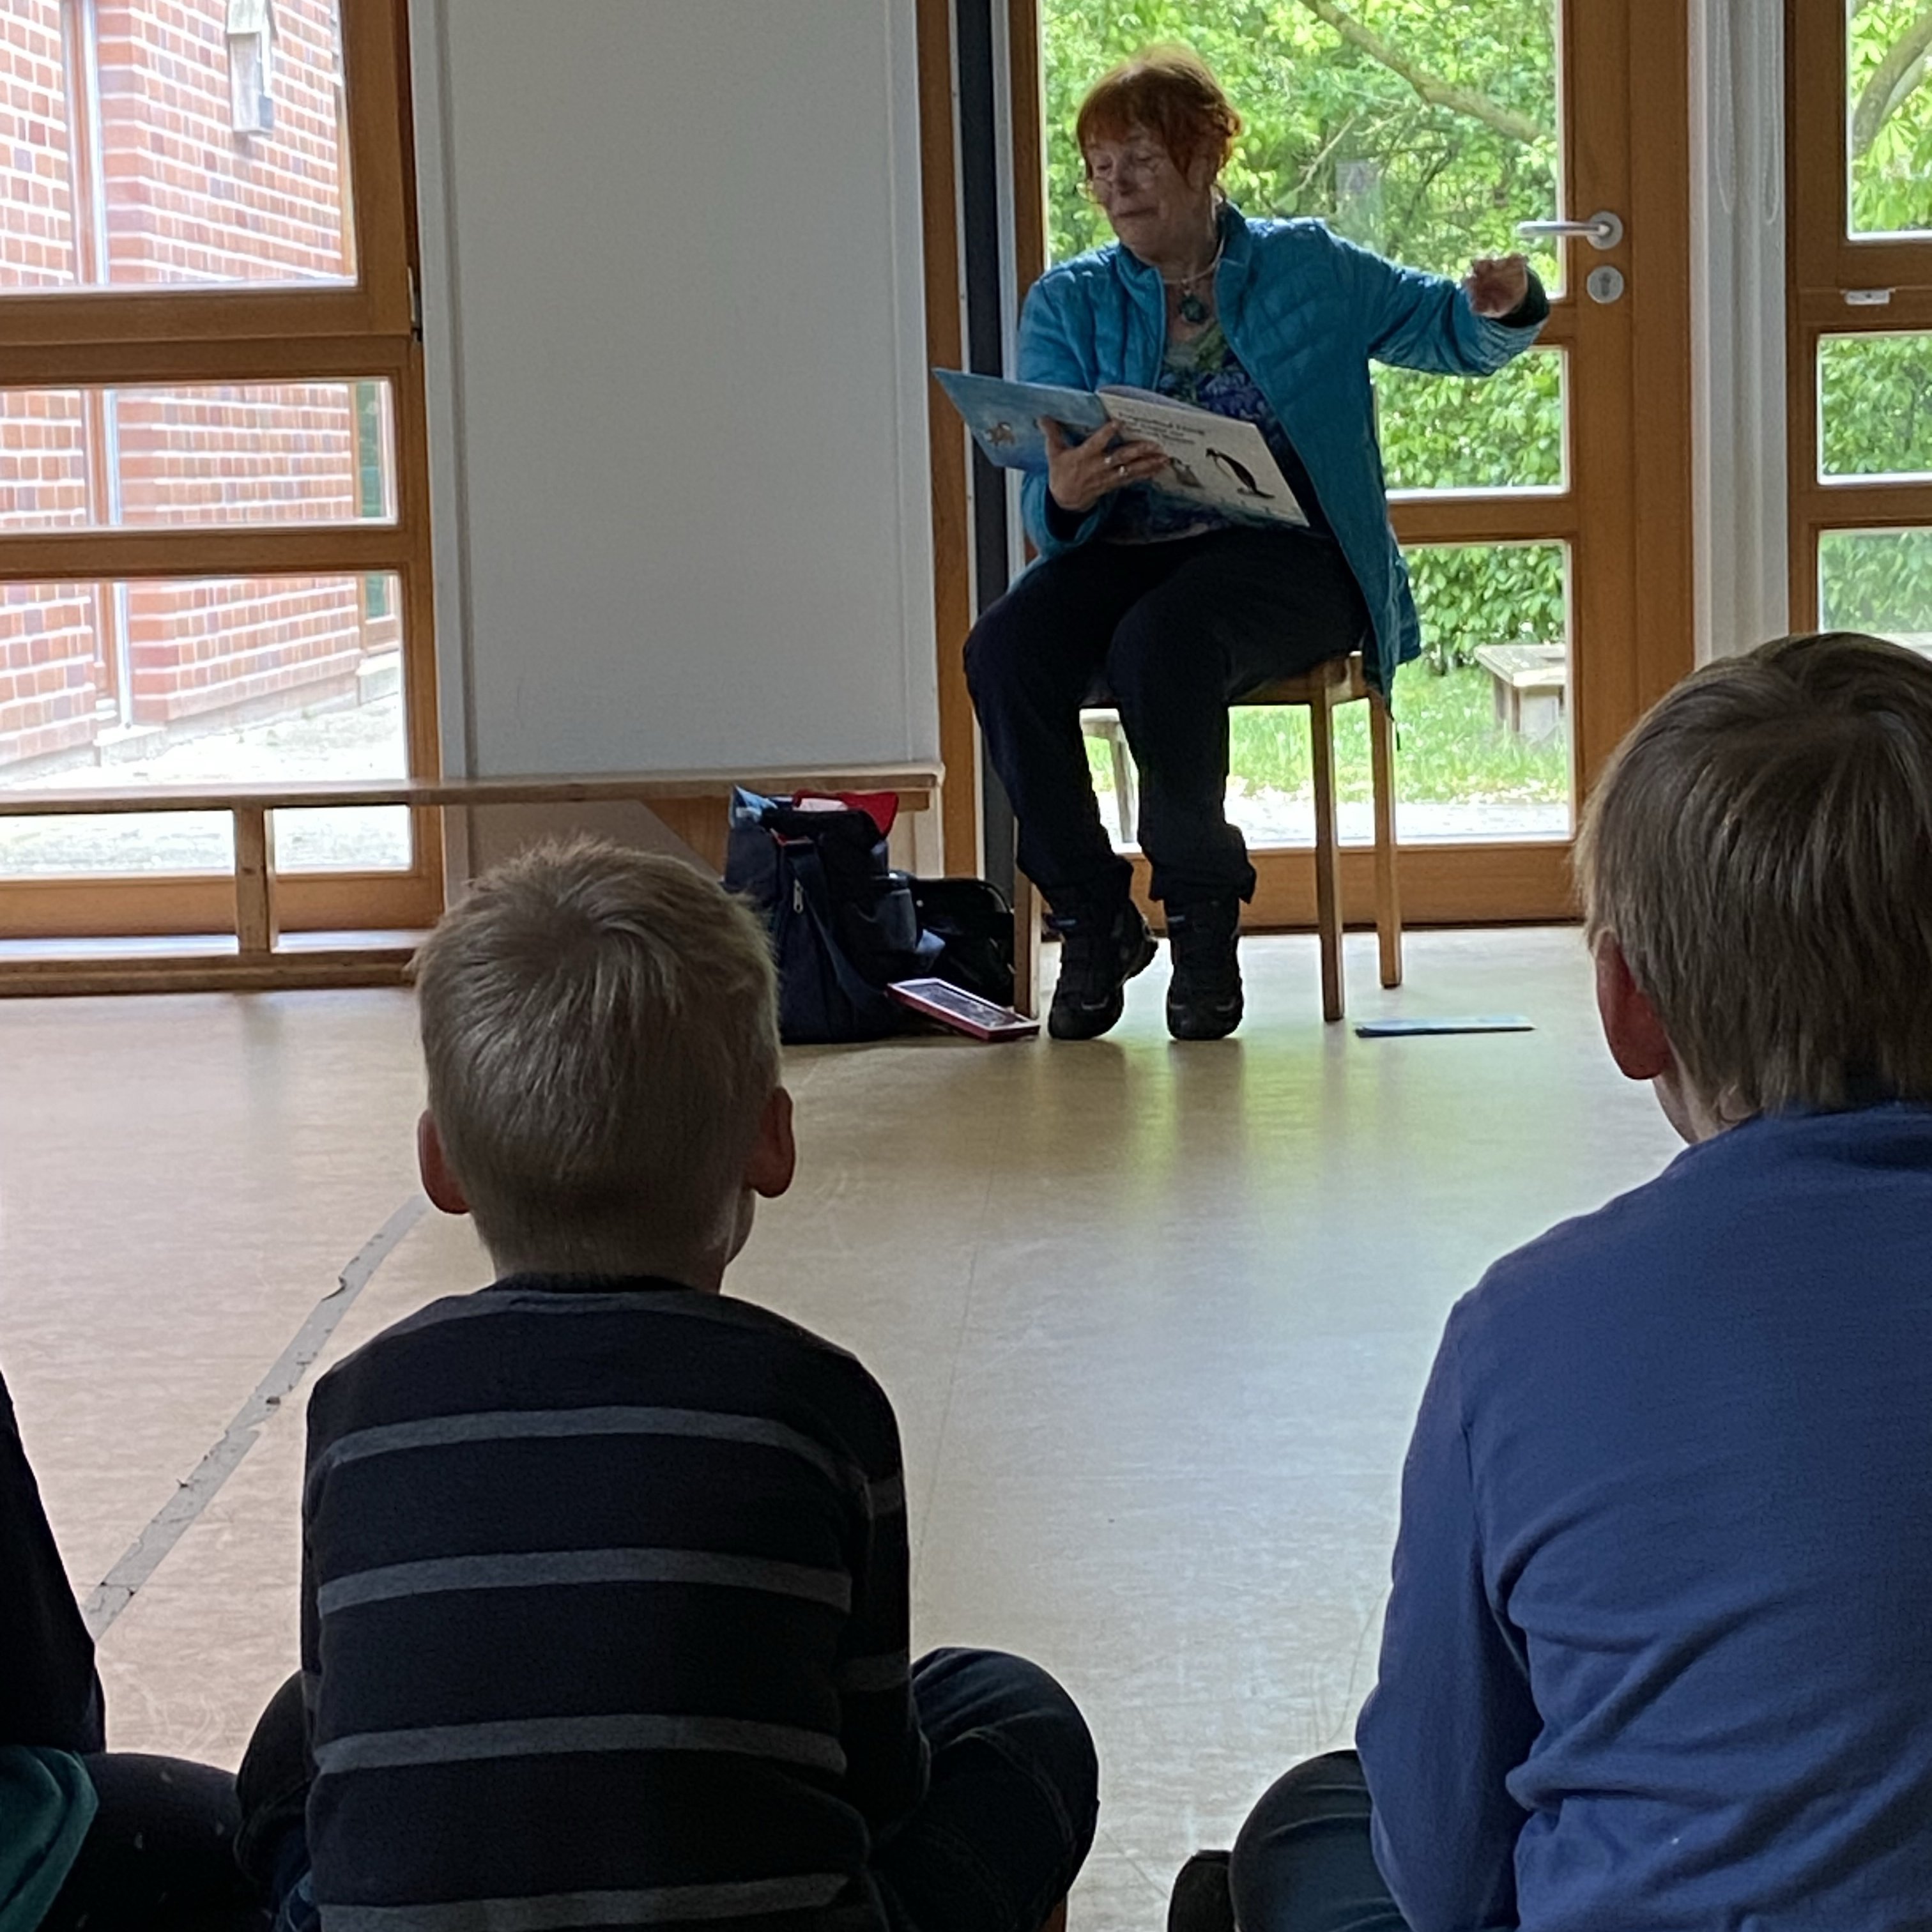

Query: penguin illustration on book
left=1207, top=447, right=1272, bottom=498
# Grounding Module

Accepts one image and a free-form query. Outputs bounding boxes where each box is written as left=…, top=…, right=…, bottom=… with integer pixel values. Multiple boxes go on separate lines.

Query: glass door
left=1788, top=0, right=1932, bottom=659
left=0, top=0, right=436, bottom=942
left=1005, top=0, right=1693, bottom=924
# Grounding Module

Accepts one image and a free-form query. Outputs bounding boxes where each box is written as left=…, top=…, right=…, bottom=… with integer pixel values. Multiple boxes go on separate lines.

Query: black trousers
left=1229, top=1752, right=1408, bottom=1932
left=238, top=1650, right=1098, bottom=1932
left=41, top=1751, right=267, bottom=1932
left=964, top=527, right=1370, bottom=910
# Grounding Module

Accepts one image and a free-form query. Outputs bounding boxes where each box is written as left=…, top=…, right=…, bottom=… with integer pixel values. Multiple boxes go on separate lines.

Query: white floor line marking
left=82, top=1193, right=429, bottom=1638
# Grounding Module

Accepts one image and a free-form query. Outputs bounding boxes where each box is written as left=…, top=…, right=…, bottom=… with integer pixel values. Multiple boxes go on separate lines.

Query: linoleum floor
left=0, top=929, right=1682, bottom=1924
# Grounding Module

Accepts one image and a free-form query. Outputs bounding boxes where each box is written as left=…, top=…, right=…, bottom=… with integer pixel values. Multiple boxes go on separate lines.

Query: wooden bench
left=1473, top=641, right=1567, bottom=739
left=0, top=765, right=940, bottom=996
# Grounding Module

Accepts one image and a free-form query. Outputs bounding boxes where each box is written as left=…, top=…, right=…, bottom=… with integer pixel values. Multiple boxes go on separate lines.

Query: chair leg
left=1307, top=683, right=1344, bottom=1022
left=1368, top=685, right=1403, bottom=989
left=1108, top=724, right=1138, bottom=845
left=1011, top=863, right=1043, bottom=1018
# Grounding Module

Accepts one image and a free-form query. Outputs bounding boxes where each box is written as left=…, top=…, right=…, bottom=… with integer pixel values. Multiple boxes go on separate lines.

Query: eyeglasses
left=1082, top=147, right=1174, bottom=197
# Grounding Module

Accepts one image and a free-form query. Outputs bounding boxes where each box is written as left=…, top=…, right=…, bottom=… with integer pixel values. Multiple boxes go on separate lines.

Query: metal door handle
left=1516, top=210, right=1624, bottom=250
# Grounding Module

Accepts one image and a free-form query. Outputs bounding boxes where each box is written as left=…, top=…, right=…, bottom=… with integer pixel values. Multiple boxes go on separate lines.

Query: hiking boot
left=1046, top=894, right=1157, bottom=1041
left=1165, top=896, right=1243, bottom=1040
left=1167, top=1851, right=1235, bottom=1932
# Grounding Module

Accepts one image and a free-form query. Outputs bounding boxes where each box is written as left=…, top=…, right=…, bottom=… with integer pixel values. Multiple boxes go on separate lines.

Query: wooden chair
left=1020, top=652, right=1402, bottom=1024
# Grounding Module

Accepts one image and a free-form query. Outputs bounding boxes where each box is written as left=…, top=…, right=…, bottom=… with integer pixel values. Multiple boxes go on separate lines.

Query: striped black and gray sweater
left=299, top=1276, right=926, bottom=1932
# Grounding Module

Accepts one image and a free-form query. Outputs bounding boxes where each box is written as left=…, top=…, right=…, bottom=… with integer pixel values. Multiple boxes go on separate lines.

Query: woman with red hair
left=965, top=47, right=1545, bottom=1041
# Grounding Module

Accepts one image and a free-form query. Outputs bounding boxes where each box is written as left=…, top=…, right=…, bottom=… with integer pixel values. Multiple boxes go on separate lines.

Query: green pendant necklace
left=1167, top=239, right=1224, bottom=325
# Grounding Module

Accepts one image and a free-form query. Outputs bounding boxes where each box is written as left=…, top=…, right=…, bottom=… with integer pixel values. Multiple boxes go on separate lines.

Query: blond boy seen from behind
left=1192, top=633, right=1932, bottom=1932
left=236, top=843, right=1098, bottom=1932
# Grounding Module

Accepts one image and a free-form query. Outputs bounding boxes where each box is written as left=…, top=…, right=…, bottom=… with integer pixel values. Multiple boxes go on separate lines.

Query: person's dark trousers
left=964, top=527, right=1370, bottom=910
left=1223, top=1751, right=1409, bottom=1932
left=236, top=1650, right=1096, bottom=1932
left=234, top=1672, right=310, bottom=1919
left=39, top=1751, right=269, bottom=1932
left=872, top=1648, right=1097, bottom=1932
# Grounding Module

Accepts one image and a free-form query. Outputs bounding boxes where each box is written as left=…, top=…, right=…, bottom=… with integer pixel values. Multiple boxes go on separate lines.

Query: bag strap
left=784, top=841, right=894, bottom=1017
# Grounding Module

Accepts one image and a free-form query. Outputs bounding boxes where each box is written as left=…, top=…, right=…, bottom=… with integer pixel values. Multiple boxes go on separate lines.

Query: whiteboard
left=411, top=0, right=940, bottom=779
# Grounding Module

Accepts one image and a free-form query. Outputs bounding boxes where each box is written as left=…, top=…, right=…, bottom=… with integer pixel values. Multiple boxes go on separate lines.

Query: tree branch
left=1289, top=0, right=1549, bottom=145
left=1853, top=3, right=1932, bottom=157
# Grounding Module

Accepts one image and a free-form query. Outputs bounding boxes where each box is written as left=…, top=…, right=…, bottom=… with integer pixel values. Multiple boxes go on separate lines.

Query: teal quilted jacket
left=1016, top=203, right=1547, bottom=693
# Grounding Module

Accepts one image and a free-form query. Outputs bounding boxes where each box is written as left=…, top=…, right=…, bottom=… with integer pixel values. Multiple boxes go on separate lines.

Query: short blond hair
left=413, top=839, right=779, bottom=1273
left=1576, top=631, right=1932, bottom=1119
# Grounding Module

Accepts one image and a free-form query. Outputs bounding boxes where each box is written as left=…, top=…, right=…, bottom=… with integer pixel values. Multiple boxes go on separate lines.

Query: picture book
left=933, top=368, right=1308, bottom=528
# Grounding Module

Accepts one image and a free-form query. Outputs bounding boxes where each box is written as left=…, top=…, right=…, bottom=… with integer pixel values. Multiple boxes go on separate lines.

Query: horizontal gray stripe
left=314, top=1713, right=845, bottom=1778
left=318, top=1874, right=850, bottom=1932
left=318, top=1548, right=852, bottom=1618
left=834, top=1650, right=910, bottom=1695
left=394, top=1287, right=834, bottom=1351
left=309, top=1406, right=850, bottom=1502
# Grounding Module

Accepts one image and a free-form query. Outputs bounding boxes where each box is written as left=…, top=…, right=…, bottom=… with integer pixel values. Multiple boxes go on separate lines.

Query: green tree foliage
left=1839, top=5, right=1932, bottom=638
left=1820, top=333, right=1932, bottom=478
left=1821, top=528, right=1932, bottom=637
left=1041, top=0, right=1558, bottom=274
left=1850, top=0, right=1932, bottom=235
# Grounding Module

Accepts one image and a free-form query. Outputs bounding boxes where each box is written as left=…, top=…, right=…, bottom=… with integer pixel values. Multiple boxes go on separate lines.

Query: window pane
left=0, top=6, right=79, bottom=287
left=1818, top=335, right=1932, bottom=482
left=1077, top=542, right=1572, bottom=850
left=0, top=809, right=234, bottom=875
left=1379, top=349, right=1565, bottom=493
left=1393, top=535, right=1571, bottom=839
left=1233, top=542, right=1570, bottom=845
left=0, top=0, right=354, bottom=293
left=1818, top=528, right=1932, bottom=650
left=1848, top=2, right=1932, bottom=238
left=272, top=805, right=411, bottom=873
left=0, top=381, right=395, bottom=532
left=0, top=572, right=408, bottom=875
left=1043, top=1, right=1563, bottom=293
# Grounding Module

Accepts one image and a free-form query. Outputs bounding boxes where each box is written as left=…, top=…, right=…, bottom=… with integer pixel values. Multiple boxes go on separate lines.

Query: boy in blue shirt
left=1182, top=632, right=1932, bottom=1930
left=236, top=843, right=1096, bottom=1932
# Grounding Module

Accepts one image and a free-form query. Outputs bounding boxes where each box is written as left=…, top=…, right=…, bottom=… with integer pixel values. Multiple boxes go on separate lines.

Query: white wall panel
left=413, top=0, right=939, bottom=776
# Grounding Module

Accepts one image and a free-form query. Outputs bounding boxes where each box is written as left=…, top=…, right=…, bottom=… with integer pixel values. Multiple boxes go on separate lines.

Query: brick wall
left=0, top=581, right=100, bottom=767
left=0, top=1, right=380, bottom=772
left=95, top=0, right=348, bottom=285
left=116, top=385, right=359, bottom=526
left=0, top=1, right=77, bottom=288
left=0, top=391, right=96, bottom=765
left=0, top=389, right=89, bottom=530
left=128, top=574, right=362, bottom=723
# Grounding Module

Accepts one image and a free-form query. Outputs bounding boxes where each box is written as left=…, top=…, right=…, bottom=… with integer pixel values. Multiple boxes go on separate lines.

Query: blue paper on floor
left=1354, top=1015, right=1534, bottom=1036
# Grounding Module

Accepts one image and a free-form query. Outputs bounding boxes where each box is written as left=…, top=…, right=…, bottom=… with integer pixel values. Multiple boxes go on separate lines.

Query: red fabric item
left=792, top=790, right=900, bottom=837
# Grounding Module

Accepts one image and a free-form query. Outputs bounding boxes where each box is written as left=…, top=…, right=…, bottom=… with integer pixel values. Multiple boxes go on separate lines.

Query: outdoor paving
left=0, top=694, right=411, bottom=875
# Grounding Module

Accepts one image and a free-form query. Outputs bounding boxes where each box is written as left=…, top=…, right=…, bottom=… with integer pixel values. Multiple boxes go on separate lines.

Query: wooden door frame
left=1784, top=0, right=1932, bottom=631
left=0, top=0, right=441, bottom=941
left=917, top=0, right=980, bottom=875
left=922, top=0, right=1694, bottom=926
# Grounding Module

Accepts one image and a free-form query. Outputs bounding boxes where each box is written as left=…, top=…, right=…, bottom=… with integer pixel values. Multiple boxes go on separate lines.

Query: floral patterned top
left=1107, top=318, right=1334, bottom=546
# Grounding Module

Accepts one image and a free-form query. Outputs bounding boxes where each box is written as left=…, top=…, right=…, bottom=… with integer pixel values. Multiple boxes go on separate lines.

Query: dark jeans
left=238, top=1648, right=1097, bottom=1932
left=964, top=528, right=1370, bottom=909
left=41, top=1751, right=267, bottom=1932
left=1228, top=1752, right=1407, bottom=1932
